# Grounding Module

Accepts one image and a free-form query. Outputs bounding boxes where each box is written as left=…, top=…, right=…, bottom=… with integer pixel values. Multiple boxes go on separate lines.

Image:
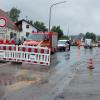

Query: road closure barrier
left=0, top=45, right=50, bottom=66
left=88, top=58, right=94, bottom=69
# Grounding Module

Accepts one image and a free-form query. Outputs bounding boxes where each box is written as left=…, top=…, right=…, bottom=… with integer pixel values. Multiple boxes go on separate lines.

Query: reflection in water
left=84, top=48, right=94, bottom=59
left=84, top=48, right=93, bottom=55
left=50, top=53, right=59, bottom=66
left=89, top=48, right=93, bottom=55
left=77, top=48, right=80, bottom=60
left=88, top=69, right=94, bottom=79
left=65, top=51, right=70, bottom=60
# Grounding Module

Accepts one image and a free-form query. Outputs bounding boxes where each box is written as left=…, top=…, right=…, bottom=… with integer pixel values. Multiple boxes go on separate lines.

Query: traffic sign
left=0, top=17, right=6, bottom=27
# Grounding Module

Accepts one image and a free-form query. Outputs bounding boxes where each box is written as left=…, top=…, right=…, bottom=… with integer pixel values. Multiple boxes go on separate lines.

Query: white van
left=84, top=39, right=93, bottom=49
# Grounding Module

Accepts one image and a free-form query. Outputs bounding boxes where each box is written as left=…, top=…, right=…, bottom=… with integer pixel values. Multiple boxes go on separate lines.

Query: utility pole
left=67, top=24, right=69, bottom=36
left=48, top=1, right=66, bottom=32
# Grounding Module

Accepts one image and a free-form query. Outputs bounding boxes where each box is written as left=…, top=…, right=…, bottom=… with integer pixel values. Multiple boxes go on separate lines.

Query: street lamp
left=48, top=1, right=66, bottom=32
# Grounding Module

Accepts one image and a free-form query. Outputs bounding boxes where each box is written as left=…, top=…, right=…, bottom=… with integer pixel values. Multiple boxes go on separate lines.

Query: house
left=70, top=33, right=85, bottom=44
left=75, top=33, right=84, bottom=42
left=0, top=9, right=19, bottom=40
left=70, top=35, right=77, bottom=43
left=16, top=19, right=41, bottom=40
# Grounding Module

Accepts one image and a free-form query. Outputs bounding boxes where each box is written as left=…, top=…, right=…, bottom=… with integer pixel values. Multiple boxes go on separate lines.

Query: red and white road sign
left=0, top=17, right=6, bottom=27
left=0, top=17, right=7, bottom=34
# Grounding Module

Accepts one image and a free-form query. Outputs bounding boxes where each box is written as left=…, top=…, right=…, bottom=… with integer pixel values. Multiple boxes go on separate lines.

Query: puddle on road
left=88, top=69, right=94, bottom=80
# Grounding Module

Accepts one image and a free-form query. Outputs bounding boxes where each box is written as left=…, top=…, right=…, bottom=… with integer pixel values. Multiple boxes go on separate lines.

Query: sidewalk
left=56, top=56, right=100, bottom=100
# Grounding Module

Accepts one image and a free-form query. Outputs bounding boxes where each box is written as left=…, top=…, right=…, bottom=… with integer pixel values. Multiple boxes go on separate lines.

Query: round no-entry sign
left=0, top=17, right=6, bottom=27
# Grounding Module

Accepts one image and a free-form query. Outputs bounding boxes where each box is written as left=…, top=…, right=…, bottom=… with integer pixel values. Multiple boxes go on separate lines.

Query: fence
left=0, top=45, right=50, bottom=66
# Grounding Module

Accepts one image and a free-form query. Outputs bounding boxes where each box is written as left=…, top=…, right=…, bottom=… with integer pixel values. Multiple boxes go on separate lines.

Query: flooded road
left=1, top=47, right=99, bottom=100
left=49, top=47, right=98, bottom=84
left=40, top=47, right=99, bottom=100
left=55, top=47, right=100, bottom=100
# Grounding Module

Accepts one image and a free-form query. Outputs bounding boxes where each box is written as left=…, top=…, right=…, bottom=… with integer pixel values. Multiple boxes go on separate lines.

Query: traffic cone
left=88, top=58, right=94, bottom=69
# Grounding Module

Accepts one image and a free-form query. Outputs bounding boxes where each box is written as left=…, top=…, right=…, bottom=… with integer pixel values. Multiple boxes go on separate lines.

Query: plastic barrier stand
left=0, top=45, right=50, bottom=66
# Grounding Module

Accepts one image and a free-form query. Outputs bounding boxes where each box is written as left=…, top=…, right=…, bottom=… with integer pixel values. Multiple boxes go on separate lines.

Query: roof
left=70, top=35, right=77, bottom=39
left=76, top=33, right=84, bottom=40
left=0, top=9, right=18, bottom=30
left=71, top=33, right=84, bottom=41
left=16, top=19, right=42, bottom=31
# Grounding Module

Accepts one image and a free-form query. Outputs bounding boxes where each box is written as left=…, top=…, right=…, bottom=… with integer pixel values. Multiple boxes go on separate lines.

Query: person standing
left=66, top=40, right=71, bottom=51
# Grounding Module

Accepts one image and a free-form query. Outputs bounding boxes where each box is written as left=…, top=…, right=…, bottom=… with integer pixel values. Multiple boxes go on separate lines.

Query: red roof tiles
left=0, top=9, right=18, bottom=30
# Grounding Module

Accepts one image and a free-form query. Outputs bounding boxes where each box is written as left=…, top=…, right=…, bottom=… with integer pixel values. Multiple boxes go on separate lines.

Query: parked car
left=58, top=40, right=69, bottom=51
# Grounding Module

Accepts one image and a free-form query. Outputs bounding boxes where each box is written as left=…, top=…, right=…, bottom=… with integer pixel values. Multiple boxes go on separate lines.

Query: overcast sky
left=1, top=0, right=100, bottom=35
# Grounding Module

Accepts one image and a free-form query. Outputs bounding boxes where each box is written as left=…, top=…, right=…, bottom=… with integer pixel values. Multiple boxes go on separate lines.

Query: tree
left=60, top=35, right=69, bottom=40
left=51, top=25, right=63, bottom=39
left=8, top=7, right=21, bottom=22
left=33, top=21, right=48, bottom=32
left=97, top=36, right=100, bottom=41
left=85, top=32, right=96, bottom=42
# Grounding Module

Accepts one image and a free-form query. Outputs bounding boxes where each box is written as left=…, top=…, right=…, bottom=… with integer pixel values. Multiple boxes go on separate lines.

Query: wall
left=20, top=21, right=38, bottom=39
left=0, top=28, right=19, bottom=40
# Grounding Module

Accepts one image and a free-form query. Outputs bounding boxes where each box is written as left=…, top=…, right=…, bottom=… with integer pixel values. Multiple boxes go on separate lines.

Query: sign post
left=0, top=17, right=7, bottom=41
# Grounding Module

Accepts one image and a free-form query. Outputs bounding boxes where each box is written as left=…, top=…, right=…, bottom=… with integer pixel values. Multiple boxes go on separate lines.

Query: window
left=10, top=32, right=13, bottom=39
left=10, top=32, right=16, bottom=39
left=26, top=25, right=29, bottom=28
left=14, top=33, right=16, bottom=37
left=26, top=32, right=29, bottom=38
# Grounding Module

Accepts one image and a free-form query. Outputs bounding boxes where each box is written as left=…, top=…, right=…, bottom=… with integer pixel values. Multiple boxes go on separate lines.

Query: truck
left=23, top=32, right=58, bottom=54
left=84, top=39, right=93, bottom=49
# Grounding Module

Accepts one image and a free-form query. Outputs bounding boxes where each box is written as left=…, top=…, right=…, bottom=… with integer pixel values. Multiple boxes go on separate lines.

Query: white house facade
left=16, top=19, right=40, bottom=40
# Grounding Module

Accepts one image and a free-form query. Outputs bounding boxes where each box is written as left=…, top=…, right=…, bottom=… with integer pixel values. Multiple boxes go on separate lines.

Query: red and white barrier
left=0, top=45, right=50, bottom=66
left=88, top=58, right=94, bottom=69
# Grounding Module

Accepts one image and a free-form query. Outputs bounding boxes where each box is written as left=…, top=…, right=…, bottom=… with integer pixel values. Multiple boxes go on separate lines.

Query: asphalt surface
left=55, top=48, right=100, bottom=100
left=0, top=47, right=99, bottom=100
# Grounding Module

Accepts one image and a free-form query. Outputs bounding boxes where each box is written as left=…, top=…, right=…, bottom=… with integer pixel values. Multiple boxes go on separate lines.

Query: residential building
left=0, top=9, right=19, bottom=40
left=70, top=33, right=85, bottom=44
left=16, top=19, right=41, bottom=40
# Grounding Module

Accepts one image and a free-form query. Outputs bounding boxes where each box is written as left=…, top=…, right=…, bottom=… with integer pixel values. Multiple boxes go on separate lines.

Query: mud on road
left=0, top=62, right=50, bottom=100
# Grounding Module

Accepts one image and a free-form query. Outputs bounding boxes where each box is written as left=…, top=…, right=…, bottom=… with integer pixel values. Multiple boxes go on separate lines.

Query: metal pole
left=49, top=7, right=52, bottom=32
left=67, top=24, right=69, bottom=36
left=48, top=1, right=66, bottom=32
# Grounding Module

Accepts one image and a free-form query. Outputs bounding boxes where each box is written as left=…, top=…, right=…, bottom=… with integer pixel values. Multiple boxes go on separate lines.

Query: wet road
left=49, top=47, right=98, bottom=85
left=2, top=47, right=99, bottom=100
left=55, top=48, right=100, bottom=100
left=40, top=47, right=99, bottom=100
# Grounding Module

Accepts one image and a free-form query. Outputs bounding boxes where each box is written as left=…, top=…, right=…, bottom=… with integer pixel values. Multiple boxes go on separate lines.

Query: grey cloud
left=0, top=0, right=100, bottom=35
